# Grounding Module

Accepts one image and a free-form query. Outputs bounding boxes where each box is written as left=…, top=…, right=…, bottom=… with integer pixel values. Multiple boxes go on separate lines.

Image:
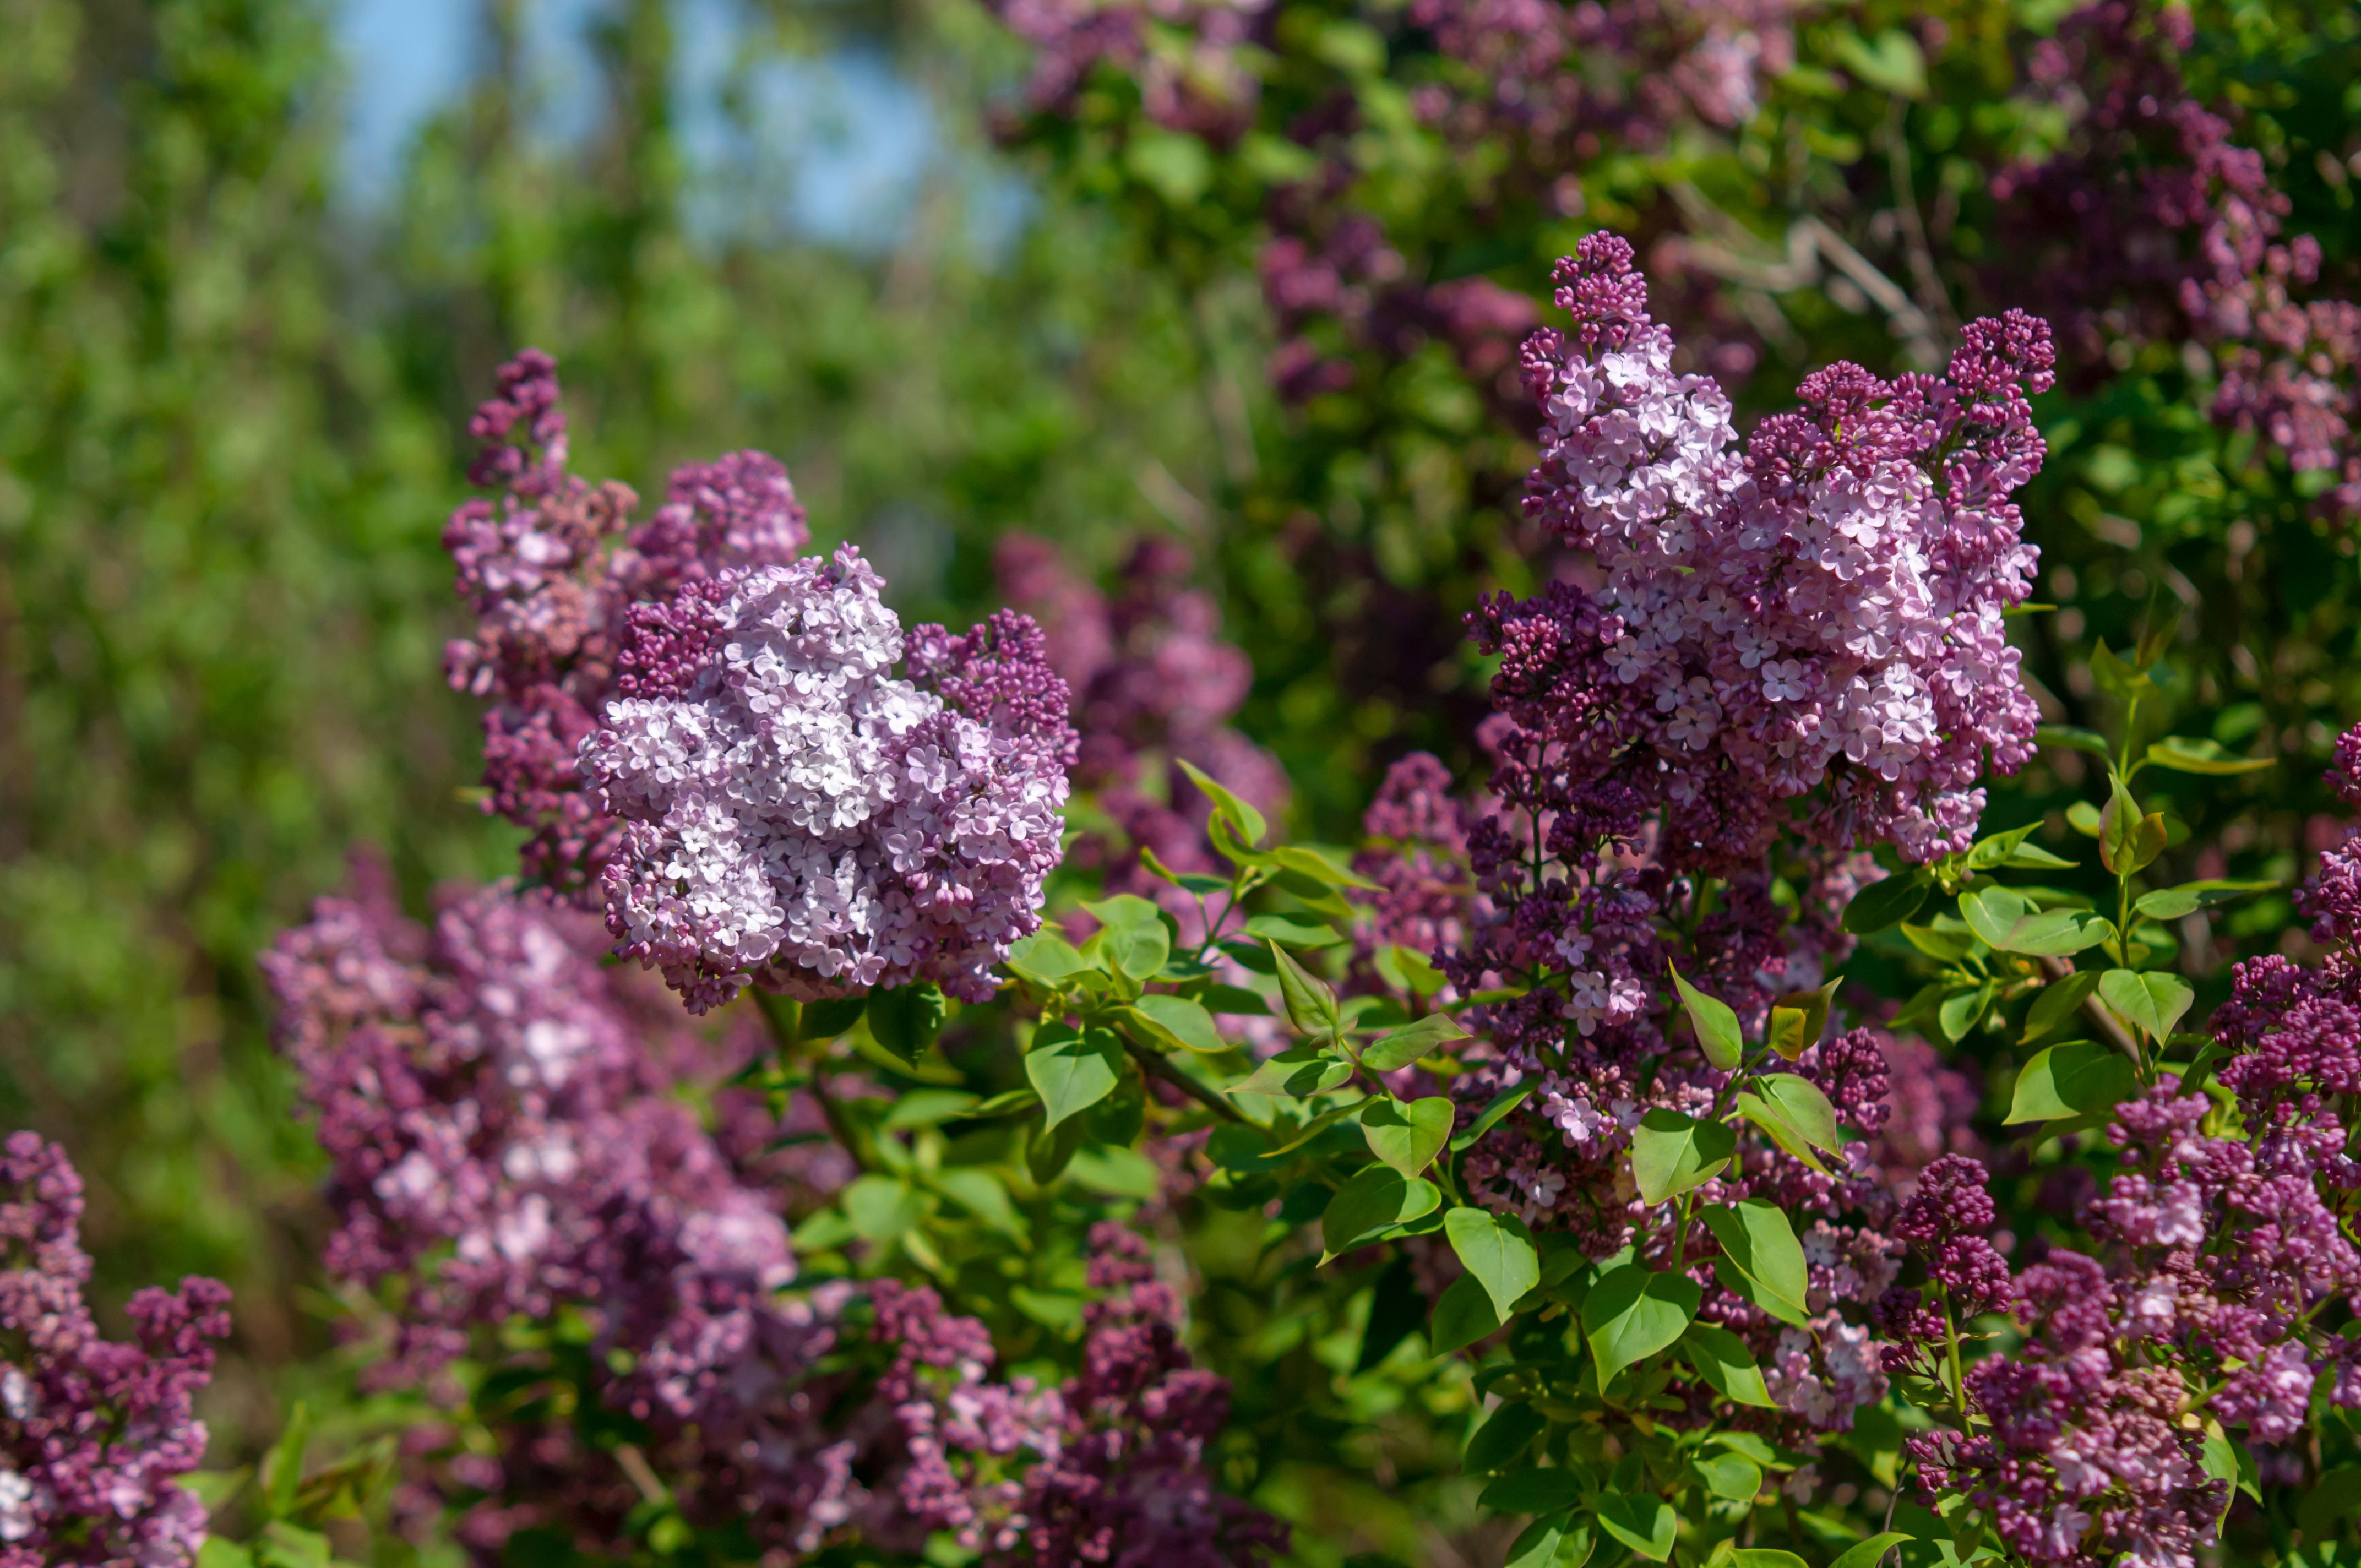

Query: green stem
left=755, top=991, right=871, bottom=1170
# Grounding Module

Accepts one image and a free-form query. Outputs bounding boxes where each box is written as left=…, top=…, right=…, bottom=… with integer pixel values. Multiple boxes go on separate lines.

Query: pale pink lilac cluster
left=0, top=1134, right=231, bottom=1568
left=580, top=546, right=1076, bottom=1012
left=1995, top=1, right=2361, bottom=520
left=876, top=1227, right=1285, bottom=1568
left=444, top=351, right=812, bottom=893
left=1510, top=232, right=2047, bottom=867
left=263, top=870, right=863, bottom=1557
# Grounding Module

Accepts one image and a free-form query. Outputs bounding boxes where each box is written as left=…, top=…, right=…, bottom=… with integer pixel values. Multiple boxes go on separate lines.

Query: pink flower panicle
left=443, top=351, right=811, bottom=895
left=580, top=546, right=1076, bottom=1014
left=0, top=1134, right=231, bottom=1568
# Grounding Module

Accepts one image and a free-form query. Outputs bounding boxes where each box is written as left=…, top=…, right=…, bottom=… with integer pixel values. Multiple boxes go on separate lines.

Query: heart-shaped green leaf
left=1363, top=1096, right=1455, bottom=1177
left=1582, top=1265, right=1701, bottom=1385
left=2134, top=879, right=2276, bottom=920
left=2023, top=967, right=2101, bottom=1044
left=1430, top=1271, right=1502, bottom=1355
left=1670, top=964, right=1744, bottom=1070
left=1595, top=1491, right=1678, bottom=1562
left=869, top=982, right=946, bottom=1061
left=1004, top=934, right=1091, bottom=987
left=1682, top=1322, right=1776, bottom=1409
left=1751, top=1073, right=1840, bottom=1152
left=1692, top=1449, right=1765, bottom=1500
left=1127, top=994, right=1225, bottom=1054
left=800, top=995, right=870, bottom=1040
left=1321, top=1166, right=1440, bottom=1260
left=1840, top=868, right=1930, bottom=934
left=1026, top=1025, right=1125, bottom=1130
left=1084, top=895, right=1172, bottom=982
left=1700, top=1201, right=1808, bottom=1326
left=2006, top=1041, right=2136, bottom=1125
left=1361, top=1011, right=1471, bottom=1071
left=2098, top=968, right=2194, bottom=1041
left=1732, top=1092, right=1830, bottom=1174
left=1963, top=888, right=2116, bottom=955
left=1445, top=1206, right=1542, bottom=1319
left=1630, top=1108, right=1736, bottom=1205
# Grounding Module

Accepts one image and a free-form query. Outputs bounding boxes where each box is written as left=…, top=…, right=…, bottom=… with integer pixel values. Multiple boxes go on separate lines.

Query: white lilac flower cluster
left=581, top=546, right=1075, bottom=1012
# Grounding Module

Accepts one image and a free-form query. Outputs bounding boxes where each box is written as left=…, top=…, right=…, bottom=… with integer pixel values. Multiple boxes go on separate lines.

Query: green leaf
left=1026, top=1024, right=1125, bottom=1129
left=197, top=1541, right=259, bottom=1568
left=1630, top=1108, right=1736, bottom=1205
left=1451, top=1082, right=1533, bottom=1151
left=1270, top=941, right=1343, bottom=1038
left=2006, top=1041, right=2135, bottom=1125
left=1938, top=982, right=1993, bottom=1044
left=1360, top=1011, right=1471, bottom=1071
left=1764, top=1005, right=1811, bottom=1062
left=1242, top=913, right=1347, bottom=948
left=2036, top=723, right=2112, bottom=759
left=2097, top=968, right=2194, bottom=1040
left=1961, top=888, right=2115, bottom=955
left=1363, top=1097, right=1455, bottom=1178
left=1827, top=1533, right=1915, bottom=1568
left=1004, top=934, right=1090, bottom=987
left=1834, top=26, right=1925, bottom=95
left=931, top=1168, right=1023, bottom=1238
left=1464, top=1400, right=1545, bottom=1473
left=1175, top=755, right=1267, bottom=848
left=1268, top=1096, right=1374, bottom=1153
left=1595, top=1491, right=1678, bottom=1561
left=1693, top=1450, right=1765, bottom=1500
left=2098, top=775, right=2168, bottom=876
left=1504, top=1517, right=1591, bottom=1568
left=1321, top=1166, right=1441, bottom=1260
left=2023, top=968, right=2101, bottom=1044
left=2298, top=1466, right=2361, bottom=1542
left=1683, top=1322, right=1777, bottom=1409
left=255, top=1523, right=336, bottom=1568
left=1901, top=921, right=1976, bottom=963
left=1752, top=1073, right=1840, bottom=1152
left=842, top=1175, right=930, bottom=1240
left=884, top=1090, right=982, bottom=1129
left=1086, top=896, right=1172, bottom=982
left=1840, top=869, right=1930, bottom=934
left=1269, top=843, right=1383, bottom=890
left=868, top=983, right=946, bottom=1061
left=1732, top=1091, right=1830, bottom=1174
left=1700, top=1201, right=1809, bottom=1326
left=1431, top=1270, right=1502, bottom=1354
left=1127, top=994, right=1225, bottom=1054
left=1669, top=964, right=1744, bottom=1070
left=801, top=995, right=870, bottom=1039
left=1482, top=1468, right=1589, bottom=1515
left=2145, top=737, right=2272, bottom=776
left=1375, top=943, right=1448, bottom=997
left=263, top=1401, right=311, bottom=1518
left=2134, top=879, right=2276, bottom=920
left=1582, top=1265, right=1701, bottom=1385
left=1231, top=1046, right=1352, bottom=1098
left=1728, top=1553, right=1806, bottom=1568
left=2090, top=641, right=2158, bottom=700
left=1445, top=1206, right=1542, bottom=1319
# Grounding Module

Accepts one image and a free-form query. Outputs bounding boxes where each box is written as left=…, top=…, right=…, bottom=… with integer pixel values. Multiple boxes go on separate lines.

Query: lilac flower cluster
left=0, top=1134, right=231, bottom=1568
left=981, top=0, right=1270, bottom=139
left=264, top=870, right=863, bottom=1557
left=444, top=351, right=812, bottom=892
left=1505, top=232, right=2047, bottom=868
left=580, top=545, right=1076, bottom=1012
left=1995, top=1, right=2361, bottom=520
left=876, top=1226, right=1285, bottom=1568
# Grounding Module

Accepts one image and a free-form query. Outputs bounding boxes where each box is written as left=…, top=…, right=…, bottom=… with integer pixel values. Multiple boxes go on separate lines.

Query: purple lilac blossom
left=580, top=543, right=1077, bottom=1014
left=0, top=1134, right=231, bottom=1568
left=263, top=872, right=862, bottom=1558
left=444, top=352, right=812, bottom=894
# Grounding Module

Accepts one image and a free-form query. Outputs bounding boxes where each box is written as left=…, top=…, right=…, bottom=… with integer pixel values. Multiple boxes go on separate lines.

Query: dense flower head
left=444, top=352, right=813, bottom=894
left=581, top=546, right=1075, bottom=1012
left=263, top=870, right=861, bottom=1555
left=1502, top=234, right=2046, bottom=867
left=0, top=1134, right=231, bottom=1568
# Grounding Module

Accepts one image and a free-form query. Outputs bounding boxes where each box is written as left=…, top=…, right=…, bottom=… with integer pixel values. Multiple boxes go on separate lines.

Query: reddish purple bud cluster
left=0, top=1134, right=231, bottom=1568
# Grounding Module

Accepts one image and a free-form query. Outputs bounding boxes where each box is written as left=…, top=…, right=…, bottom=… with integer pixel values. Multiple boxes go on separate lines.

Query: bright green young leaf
left=1375, top=943, right=1447, bottom=997
left=1727, top=1553, right=1806, bottom=1568
left=1431, top=1271, right=1503, bottom=1354
left=1840, top=868, right=1932, bottom=934
left=1693, top=1449, right=1765, bottom=1500
left=1834, top=26, right=1925, bottom=94
left=1086, top=896, right=1172, bottom=981
left=1682, top=1322, right=1777, bottom=1409
left=1231, top=1047, right=1352, bottom=1098
left=1583, top=1265, right=1701, bottom=1385
left=1700, top=1201, right=1809, bottom=1326
left=1595, top=1491, right=1678, bottom=1561
left=1026, top=1025, right=1125, bottom=1129
left=930, top=1168, right=1023, bottom=1239
left=2098, top=968, right=2194, bottom=1040
left=1270, top=940, right=1343, bottom=1038
left=1445, top=1205, right=1543, bottom=1318
left=1268, top=843, right=1383, bottom=890
left=1004, top=933, right=1090, bottom=986
left=2090, top=641, right=2158, bottom=700
left=1321, top=1166, right=1440, bottom=1260
left=1963, top=886, right=2116, bottom=955
left=1504, top=1517, right=1581, bottom=1568
left=1363, top=1096, right=1455, bottom=1178
left=1765, top=1005, right=1811, bottom=1062
left=1452, top=1082, right=1533, bottom=1151
left=1464, top=1400, right=1545, bottom=1473
left=2134, top=879, right=2275, bottom=920
left=869, top=982, right=947, bottom=1061
left=884, top=1089, right=982, bottom=1129
left=1732, top=1092, right=1831, bottom=1174
left=1242, top=913, right=1347, bottom=948
left=2145, top=736, right=2272, bottom=776
left=1753, top=1073, right=1840, bottom=1152
left=1175, top=755, right=1267, bottom=847
left=1669, top=963, right=1744, bottom=1070
left=1827, top=1533, right=1916, bottom=1568
left=1901, top=921, right=1977, bottom=963
left=197, top=1540, right=259, bottom=1568
left=2006, top=1041, right=2136, bottom=1125
left=2023, top=968, right=2102, bottom=1043
left=1481, top=1468, right=1590, bottom=1515
left=1630, top=1108, right=1736, bottom=1205
left=1127, top=994, right=1225, bottom=1054
left=842, top=1175, right=931, bottom=1240
left=1938, top=982, right=1995, bottom=1043
left=1361, top=1011, right=1471, bottom=1071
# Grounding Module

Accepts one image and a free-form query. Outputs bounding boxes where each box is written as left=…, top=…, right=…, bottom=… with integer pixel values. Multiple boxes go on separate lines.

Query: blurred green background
left=0, top=0, right=1269, bottom=1442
